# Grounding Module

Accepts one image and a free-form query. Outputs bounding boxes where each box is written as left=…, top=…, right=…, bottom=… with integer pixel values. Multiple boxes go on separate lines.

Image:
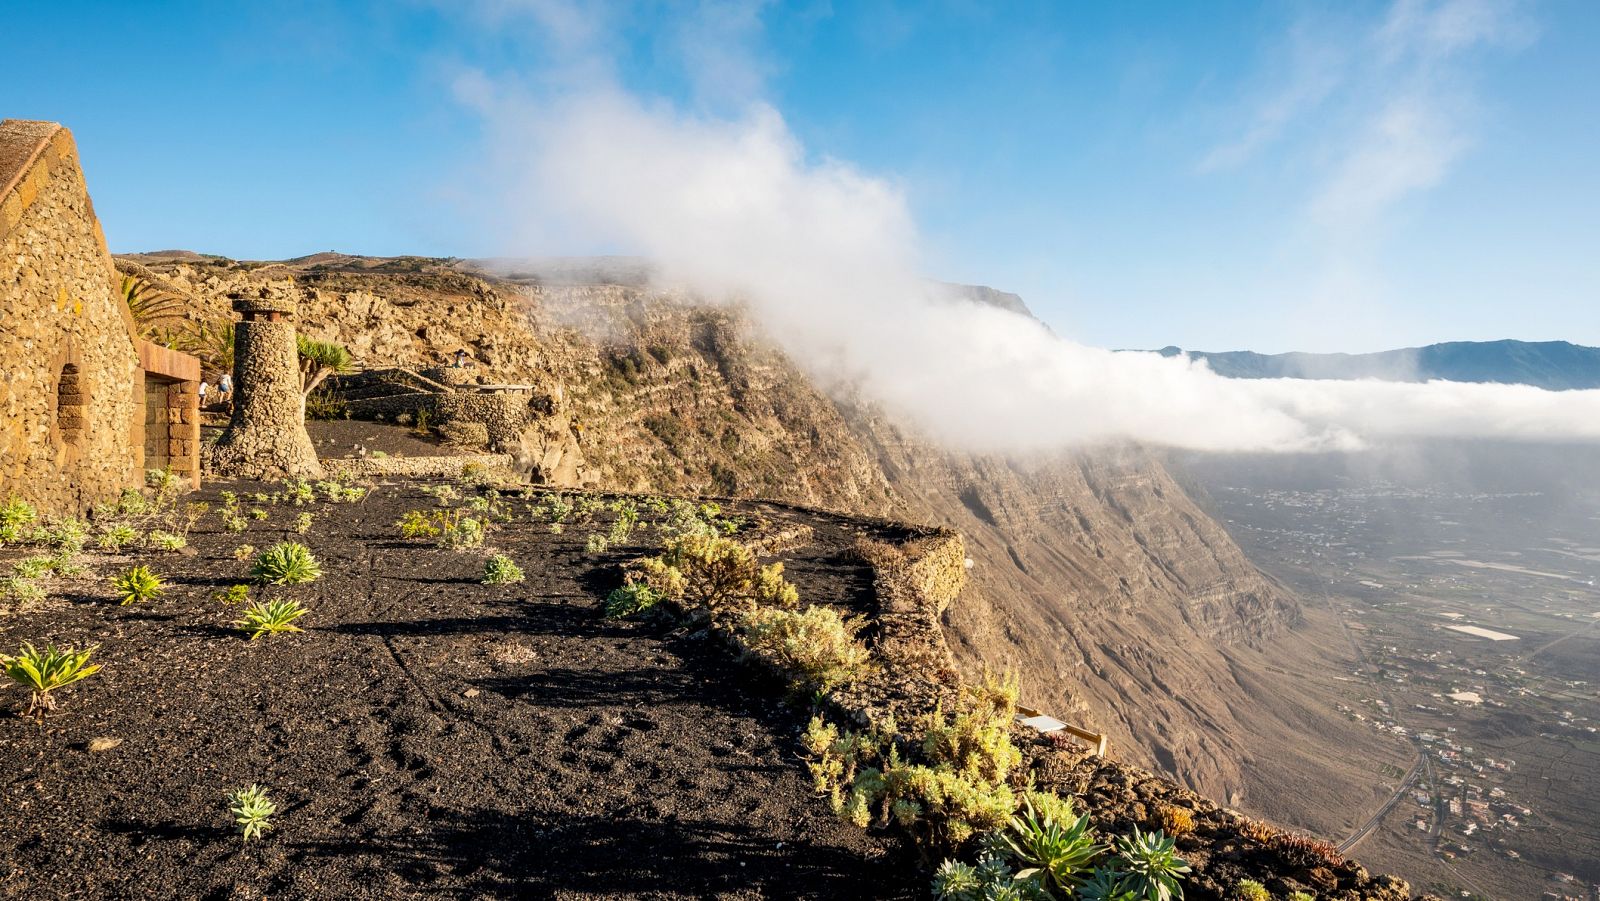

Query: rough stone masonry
left=0, top=118, right=201, bottom=515
left=206, top=287, right=323, bottom=479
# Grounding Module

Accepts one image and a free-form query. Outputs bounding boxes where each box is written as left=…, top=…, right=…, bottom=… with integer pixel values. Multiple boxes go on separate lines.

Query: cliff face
left=122, top=253, right=1346, bottom=804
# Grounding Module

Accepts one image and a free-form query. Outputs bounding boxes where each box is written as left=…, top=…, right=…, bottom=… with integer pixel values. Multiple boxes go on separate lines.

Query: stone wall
left=0, top=120, right=145, bottom=515
left=433, top=393, right=532, bottom=450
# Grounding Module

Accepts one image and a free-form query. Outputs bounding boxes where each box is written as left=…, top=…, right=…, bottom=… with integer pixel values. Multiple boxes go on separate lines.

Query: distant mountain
left=1156, top=339, right=1600, bottom=390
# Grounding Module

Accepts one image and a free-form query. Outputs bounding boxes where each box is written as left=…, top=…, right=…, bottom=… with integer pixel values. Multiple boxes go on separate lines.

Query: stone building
left=0, top=119, right=201, bottom=515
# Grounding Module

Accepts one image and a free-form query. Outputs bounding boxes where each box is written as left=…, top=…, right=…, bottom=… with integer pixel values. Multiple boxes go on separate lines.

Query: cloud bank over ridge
left=454, top=2, right=1600, bottom=455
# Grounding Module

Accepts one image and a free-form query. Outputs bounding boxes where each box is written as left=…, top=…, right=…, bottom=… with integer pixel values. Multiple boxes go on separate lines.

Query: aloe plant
left=1111, top=827, right=1191, bottom=901
left=1, top=643, right=101, bottom=714
left=251, top=542, right=321, bottom=585
left=1080, top=868, right=1140, bottom=901
left=228, top=784, right=277, bottom=840
left=1004, top=796, right=1105, bottom=894
left=112, top=565, right=165, bottom=605
left=236, top=599, right=310, bottom=640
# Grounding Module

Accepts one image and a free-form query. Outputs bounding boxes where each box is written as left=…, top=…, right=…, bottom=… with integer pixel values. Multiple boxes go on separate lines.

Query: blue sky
left=3, top=0, right=1596, bottom=353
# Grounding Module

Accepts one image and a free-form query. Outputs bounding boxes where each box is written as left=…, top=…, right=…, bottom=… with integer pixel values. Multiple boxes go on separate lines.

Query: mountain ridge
left=1154, top=339, right=1600, bottom=390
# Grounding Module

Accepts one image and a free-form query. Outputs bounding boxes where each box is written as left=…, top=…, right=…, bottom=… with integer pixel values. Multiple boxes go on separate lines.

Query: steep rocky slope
left=119, top=253, right=1399, bottom=828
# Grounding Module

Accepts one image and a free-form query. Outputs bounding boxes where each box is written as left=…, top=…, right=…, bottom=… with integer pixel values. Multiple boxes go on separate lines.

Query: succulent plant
left=251, top=542, right=322, bottom=585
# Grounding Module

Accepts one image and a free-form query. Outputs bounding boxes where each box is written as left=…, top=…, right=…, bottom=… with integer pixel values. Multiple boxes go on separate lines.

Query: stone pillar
left=206, top=288, right=323, bottom=479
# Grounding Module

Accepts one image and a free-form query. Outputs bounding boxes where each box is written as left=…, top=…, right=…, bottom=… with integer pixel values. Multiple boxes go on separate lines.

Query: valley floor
left=0, top=482, right=914, bottom=899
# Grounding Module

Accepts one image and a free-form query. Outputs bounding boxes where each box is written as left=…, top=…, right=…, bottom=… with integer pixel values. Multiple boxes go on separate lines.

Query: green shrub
left=236, top=599, right=310, bottom=640
left=251, top=542, right=322, bottom=585
left=0, top=576, right=46, bottom=607
left=605, top=583, right=662, bottom=618
left=737, top=605, right=871, bottom=694
left=232, top=544, right=257, bottom=562
left=421, top=483, right=459, bottom=505
left=1, top=642, right=101, bottom=715
left=607, top=499, right=639, bottom=544
left=439, top=513, right=485, bottom=550
left=628, top=557, right=687, bottom=599
left=0, top=497, right=39, bottom=543
left=13, top=556, right=54, bottom=580
left=482, top=554, right=525, bottom=585
left=586, top=533, right=611, bottom=554
left=1112, top=828, right=1191, bottom=901
left=97, top=524, right=140, bottom=552
left=214, top=584, right=251, bottom=606
left=396, top=510, right=440, bottom=539
left=45, top=549, right=84, bottom=577
left=146, top=467, right=183, bottom=501
left=294, top=513, right=314, bottom=534
left=283, top=478, right=316, bottom=506
left=653, top=533, right=786, bottom=615
left=1287, top=892, right=1316, bottom=901
left=755, top=561, right=799, bottom=608
left=228, top=785, right=277, bottom=840
left=112, top=565, right=165, bottom=605
left=806, top=671, right=1025, bottom=853
left=317, top=480, right=367, bottom=503
left=36, top=517, right=89, bottom=553
left=148, top=530, right=187, bottom=551
left=1233, top=880, right=1269, bottom=901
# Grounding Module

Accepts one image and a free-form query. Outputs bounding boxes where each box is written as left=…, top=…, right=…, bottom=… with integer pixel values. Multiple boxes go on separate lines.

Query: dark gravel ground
left=0, top=480, right=915, bottom=900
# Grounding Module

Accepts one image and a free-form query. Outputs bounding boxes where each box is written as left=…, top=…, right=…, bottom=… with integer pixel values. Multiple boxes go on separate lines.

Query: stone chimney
left=206, top=286, right=323, bottom=479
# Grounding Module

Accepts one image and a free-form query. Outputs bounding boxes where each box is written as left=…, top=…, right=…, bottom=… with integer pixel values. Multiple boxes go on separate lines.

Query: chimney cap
left=228, top=287, right=298, bottom=317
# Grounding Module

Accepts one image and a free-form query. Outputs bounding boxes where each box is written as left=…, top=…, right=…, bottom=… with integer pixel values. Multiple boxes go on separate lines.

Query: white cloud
left=1207, top=0, right=1529, bottom=227
left=465, top=81, right=1600, bottom=453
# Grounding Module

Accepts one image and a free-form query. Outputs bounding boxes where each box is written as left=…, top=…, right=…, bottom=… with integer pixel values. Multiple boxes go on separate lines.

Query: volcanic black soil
left=0, top=481, right=916, bottom=899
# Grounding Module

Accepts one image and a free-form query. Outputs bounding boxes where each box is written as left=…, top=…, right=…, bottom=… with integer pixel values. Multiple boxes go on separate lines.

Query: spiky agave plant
left=1110, top=827, right=1191, bottom=901
left=1079, top=868, right=1140, bottom=901
left=236, top=599, right=310, bottom=640
left=228, top=784, right=277, bottom=840
left=1003, top=796, right=1105, bottom=895
left=1, top=643, right=101, bottom=715
left=250, top=542, right=322, bottom=585
left=112, top=564, right=165, bottom=605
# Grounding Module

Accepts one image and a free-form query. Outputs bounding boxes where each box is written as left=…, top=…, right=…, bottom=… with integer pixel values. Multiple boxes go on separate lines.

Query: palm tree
left=297, top=335, right=355, bottom=396
left=119, top=275, right=187, bottom=337
left=172, top=318, right=236, bottom=381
